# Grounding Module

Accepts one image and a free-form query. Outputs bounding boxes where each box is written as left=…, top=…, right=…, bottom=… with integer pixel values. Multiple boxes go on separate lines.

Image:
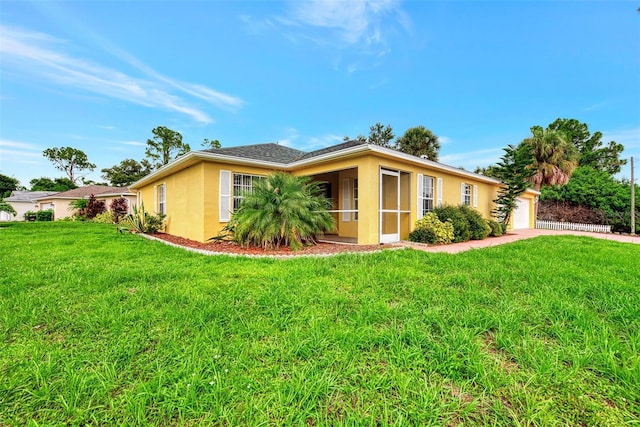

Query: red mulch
left=148, top=233, right=399, bottom=256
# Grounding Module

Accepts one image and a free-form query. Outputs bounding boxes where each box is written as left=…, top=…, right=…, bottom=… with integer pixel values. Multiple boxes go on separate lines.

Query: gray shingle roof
left=296, top=140, right=368, bottom=161
left=203, top=143, right=306, bottom=164
left=202, top=140, right=369, bottom=164
left=5, top=191, right=58, bottom=202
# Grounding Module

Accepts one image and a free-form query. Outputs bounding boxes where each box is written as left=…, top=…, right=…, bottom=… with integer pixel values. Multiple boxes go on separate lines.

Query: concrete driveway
left=399, top=229, right=640, bottom=254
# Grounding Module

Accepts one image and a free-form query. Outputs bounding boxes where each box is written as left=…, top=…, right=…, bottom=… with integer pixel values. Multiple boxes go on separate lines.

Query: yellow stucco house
left=130, top=140, right=538, bottom=244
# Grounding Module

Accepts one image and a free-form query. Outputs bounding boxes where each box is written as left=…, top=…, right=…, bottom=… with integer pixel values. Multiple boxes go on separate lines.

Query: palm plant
left=231, top=172, right=336, bottom=250
left=524, top=126, right=580, bottom=192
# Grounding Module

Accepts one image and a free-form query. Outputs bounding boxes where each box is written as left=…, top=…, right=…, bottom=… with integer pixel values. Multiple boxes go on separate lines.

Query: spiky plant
left=231, top=172, right=335, bottom=250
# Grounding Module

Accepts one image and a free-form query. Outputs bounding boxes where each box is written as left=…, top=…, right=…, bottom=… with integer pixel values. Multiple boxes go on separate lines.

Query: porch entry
left=380, top=168, right=411, bottom=243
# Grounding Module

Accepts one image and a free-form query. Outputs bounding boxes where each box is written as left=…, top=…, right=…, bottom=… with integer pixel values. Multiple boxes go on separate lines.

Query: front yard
left=1, top=222, right=638, bottom=425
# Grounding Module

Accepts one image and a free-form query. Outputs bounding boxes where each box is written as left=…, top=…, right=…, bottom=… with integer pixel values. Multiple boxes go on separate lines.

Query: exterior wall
left=7, top=201, right=39, bottom=221
left=37, top=199, right=70, bottom=219
left=137, top=161, right=283, bottom=242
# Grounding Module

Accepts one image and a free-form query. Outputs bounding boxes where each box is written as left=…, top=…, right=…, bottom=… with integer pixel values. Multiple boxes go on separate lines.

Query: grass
left=1, top=221, right=639, bottom=426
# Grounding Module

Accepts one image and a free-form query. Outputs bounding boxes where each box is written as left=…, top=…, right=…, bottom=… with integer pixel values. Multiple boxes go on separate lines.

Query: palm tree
left=231, top=172, right=336, bottom=250
left=523, top=126, right=579, bottom=192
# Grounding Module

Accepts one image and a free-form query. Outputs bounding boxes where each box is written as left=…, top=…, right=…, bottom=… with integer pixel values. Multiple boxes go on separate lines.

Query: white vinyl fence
left=536, top=220, right=611, bottom=233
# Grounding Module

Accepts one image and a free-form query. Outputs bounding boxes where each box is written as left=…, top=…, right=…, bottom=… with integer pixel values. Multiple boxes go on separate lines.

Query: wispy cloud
left=0, top=25, right=244, bottom=123
left=602, top=127, right=640, bottom=149
left=244, top=0, right=410, bottom=72
left=119, top=141, right=146, bottom=147
left=274, top=127, right=343, bottom=151
left=440, top=147, right=503, bottom=170
left=0, top=139, right=44, bottom=169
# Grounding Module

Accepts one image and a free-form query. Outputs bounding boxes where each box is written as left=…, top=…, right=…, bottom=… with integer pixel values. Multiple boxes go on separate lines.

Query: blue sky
left=1, top=0, right=639, bottom=187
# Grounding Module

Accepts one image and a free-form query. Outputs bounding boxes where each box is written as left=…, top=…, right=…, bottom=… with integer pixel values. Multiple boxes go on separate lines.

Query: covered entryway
left=513, top=197, right=530, bottom=229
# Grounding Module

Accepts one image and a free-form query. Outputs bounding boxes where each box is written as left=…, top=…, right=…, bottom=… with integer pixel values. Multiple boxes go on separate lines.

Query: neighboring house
left=2, top=191, right=59, bottom=221
left=34, top=185, right=136, bottom=220
left=130, top=140, right=539, bottom=244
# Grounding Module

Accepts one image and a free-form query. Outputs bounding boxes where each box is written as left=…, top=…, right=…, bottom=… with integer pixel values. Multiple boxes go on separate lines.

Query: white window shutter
left=437, top=178, right=443, bottom=207
left=460, top=183, right=466, bottom=205
left=473, top=185, right=478, bottom=208
left=219, top=170, right=231, bottom=222
left=342, top=179, right=350, bottom=222
left=417, top=174, right=424, bottom=219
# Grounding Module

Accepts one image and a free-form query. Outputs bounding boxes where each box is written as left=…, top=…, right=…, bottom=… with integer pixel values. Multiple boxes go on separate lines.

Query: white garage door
left=513, top=198, right=530, bottom=229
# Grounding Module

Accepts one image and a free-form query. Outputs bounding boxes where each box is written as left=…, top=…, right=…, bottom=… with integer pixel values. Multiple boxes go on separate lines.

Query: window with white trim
left=462, top=183, right=472, bottom=206
left=419, top=175, right=434, bottom=216
left=157, top=184, right=166, bottom=215
left=233, top=173, right=264, bottom=210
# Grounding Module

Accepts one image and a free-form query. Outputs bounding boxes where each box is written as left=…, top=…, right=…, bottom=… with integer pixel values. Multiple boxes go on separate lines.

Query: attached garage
left=513, top=197, right=531, bottom=229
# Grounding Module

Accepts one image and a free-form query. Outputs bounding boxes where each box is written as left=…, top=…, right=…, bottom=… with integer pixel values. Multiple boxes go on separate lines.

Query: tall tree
left=42, top=147, right=96, bottom=185
left=343, top=123, right=393, bottom=147
left=202, top=138, right=221, bottom=149
left=491, top=143, right=536, bottom=226
left=0, top=174, right=20, bottom=198
left=395, top=126, right=441, bottom=161
left=145, top=126, right=191, bottom=169
left=367, top=122, right=395, bottom=148
left=29, top=177, right=77, bottom=192
left=101, top=159, right=152, bottom=187
left=547, top=118, right=626, bottom=175
left=523, top=126, right=580, bottom=192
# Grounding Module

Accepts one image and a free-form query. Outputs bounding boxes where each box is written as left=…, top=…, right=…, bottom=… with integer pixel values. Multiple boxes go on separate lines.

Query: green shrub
left=231, top=173, right=335, bottom=250
left=92, top=211, right=114, bottom=224
left=487, top=220, right=503, bottom=237
left=409, top=212, right=454, bottom=244
left=0, top=200, right=17, bottom=216
left=35, top=210, right=54, bottom=221
left=408, top=228, right=436, bottom=244
left=459, top=205, right=490, bottom=240
left=68, top=198, right=88, bottom=219
left=118, top=202, right=165, bottom=234
left=433, top=205, right=470, bottom=243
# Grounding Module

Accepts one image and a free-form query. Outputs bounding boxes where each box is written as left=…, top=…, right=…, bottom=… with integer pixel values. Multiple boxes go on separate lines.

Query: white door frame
left=380, top=169, right=400, bottom=243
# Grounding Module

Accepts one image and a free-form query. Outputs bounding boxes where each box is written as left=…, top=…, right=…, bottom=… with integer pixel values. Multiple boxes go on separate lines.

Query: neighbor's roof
left=35, top=185, right=133, bottom=200
left=5, top=191, right=59, bottom=202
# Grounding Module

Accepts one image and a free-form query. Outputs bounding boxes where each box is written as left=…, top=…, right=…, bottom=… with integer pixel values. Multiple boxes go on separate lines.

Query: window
left=462, top=183, right=472, bottom=206
left=233, top=173, right=264, bottom=210
left=157, top=184, right=166, bottom=214
left=353, top=179, right=358, bottom=221
left=420, top=175, right=434, bottom=216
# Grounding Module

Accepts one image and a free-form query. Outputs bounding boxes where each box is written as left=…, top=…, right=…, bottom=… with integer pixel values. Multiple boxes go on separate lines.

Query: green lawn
left=1, top=222, right=638, bottom=426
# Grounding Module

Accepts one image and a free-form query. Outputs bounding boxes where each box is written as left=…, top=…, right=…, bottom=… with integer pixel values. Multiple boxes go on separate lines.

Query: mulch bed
left=148, top=233, right=401, bottom=256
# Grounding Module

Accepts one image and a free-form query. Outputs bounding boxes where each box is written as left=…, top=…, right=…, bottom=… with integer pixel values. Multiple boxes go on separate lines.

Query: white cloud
left=440, top=147, right=503, bottom=170
left=602, top=127, right=640, bottom=150
left=245, top=0, right=410, bottom=72
left=0, top=25, right=244, bottom=123
left=120, top=141, right=146, bottom=147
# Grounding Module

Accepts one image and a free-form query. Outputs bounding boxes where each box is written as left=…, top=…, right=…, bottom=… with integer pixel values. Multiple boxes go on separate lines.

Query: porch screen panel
left=342, top=179, right=351, bottom=222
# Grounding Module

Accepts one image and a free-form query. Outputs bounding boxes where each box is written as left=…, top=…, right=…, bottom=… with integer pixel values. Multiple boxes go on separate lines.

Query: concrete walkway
left=398, top=229, right=640, bottom=254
